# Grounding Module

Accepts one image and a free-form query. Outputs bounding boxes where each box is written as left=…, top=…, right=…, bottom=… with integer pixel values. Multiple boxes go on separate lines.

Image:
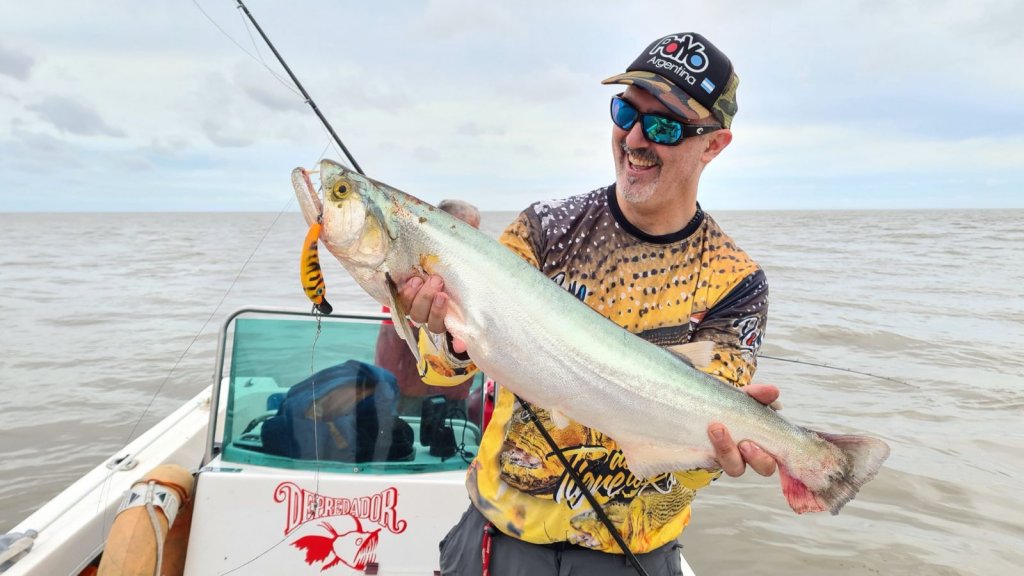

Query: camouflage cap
left=602, top=33, right=739, bottom=129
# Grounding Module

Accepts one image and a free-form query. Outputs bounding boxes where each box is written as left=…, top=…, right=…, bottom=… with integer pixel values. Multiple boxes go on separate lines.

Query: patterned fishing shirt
left=422, top=184, right=768, bottom=554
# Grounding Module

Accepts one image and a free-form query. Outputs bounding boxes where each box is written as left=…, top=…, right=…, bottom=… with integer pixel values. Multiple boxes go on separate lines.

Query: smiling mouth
left=622, top=143, right=660, bottom=171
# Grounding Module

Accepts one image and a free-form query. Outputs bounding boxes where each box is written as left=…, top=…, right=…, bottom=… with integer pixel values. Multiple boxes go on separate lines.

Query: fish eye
left=332, top=180, right=350, bottom=199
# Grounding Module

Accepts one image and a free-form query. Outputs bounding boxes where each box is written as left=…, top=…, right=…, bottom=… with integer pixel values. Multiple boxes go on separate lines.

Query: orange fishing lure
left=300, top=222, right=333, bottom=315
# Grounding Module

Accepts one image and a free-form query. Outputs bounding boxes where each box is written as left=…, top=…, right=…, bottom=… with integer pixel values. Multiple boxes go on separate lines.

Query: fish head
left=292, top=160, right=394, bottom=301
left=333, top=526, right=380, bottom=570
left=318, top=160, right=391, bottom=268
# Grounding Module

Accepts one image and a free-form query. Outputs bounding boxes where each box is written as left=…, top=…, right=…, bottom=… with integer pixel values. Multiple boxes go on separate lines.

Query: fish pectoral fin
left=549, top=409, right=571, bottom=430
left=665, top=340, right=715, bottom=370
left=385, top=272, right=424, bottom=367
left=618, top=443, right=717, bottom=481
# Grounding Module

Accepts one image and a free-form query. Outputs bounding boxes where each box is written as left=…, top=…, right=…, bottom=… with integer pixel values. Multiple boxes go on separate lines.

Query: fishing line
left=190, top=0, right=302, bottom=99
left=94, top=197, right=299, bottom=537
left=195, top=4, right=909, bottom=569
left=220, top=5, right=655, bottom=571
left=193, top=2, right=352, bottom=165
left=308, top=312, right=325, bottom=510
left=121, top=197, right=296, bottom=445
left=759, top=354, right=907, bottom=385
left=234, top=0, right=364, bottom=175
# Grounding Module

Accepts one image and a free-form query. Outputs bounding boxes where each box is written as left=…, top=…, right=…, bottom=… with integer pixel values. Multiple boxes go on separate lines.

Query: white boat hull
left=3, top=385, right=216, bottom=576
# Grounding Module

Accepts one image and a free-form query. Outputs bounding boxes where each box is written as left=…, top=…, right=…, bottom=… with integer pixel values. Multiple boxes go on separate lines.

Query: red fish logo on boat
left=292, top=517, right=380, bottom=571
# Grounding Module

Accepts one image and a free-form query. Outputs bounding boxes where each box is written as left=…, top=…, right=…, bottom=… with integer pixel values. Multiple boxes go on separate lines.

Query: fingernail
left=739, top=442, right=760, bottom=456
left=429, top=276, right=443, bottom=288
left=710, top=428, right=725, bottom=441
left=408, top=277, right=423, bottom=289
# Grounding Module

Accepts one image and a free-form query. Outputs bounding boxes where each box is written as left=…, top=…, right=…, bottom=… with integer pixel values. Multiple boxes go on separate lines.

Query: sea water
left=1, top=210, right=1021, bottom=575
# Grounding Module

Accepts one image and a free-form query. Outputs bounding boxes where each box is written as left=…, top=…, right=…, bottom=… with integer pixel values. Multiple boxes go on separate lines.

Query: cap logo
left=649, top=34, right=710, bottom=74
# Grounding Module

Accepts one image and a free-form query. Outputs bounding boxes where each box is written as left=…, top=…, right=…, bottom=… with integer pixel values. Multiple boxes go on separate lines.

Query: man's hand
left=398, top=274, right=466, bottom=353
left=707, top=384, right=780, bottom=477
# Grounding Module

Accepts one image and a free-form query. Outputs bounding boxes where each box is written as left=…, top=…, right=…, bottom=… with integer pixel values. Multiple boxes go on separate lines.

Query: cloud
left=234, top=64, right=306, bottom=113
left=0, top=0, right=1021, bottom=212
left=734, top=121, right=1024, bottom=177
left=25, top=95, right=124, bottom=137
left=456, top=122, right=505, bottom=137
left=0, top=42, right=34, bottom=81
left=201, top=118, right=255, bottom=148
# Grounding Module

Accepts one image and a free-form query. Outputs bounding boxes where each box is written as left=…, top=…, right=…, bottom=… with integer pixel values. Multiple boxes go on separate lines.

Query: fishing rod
left=518, top=399, right=652, bottom=576
left=227, top=6, right=650, bottom=573
left=233, top=0, right=364, bottom=176
left=228, top=1, right=909, bottom=389
left=222, top=7, right=904, bottom=574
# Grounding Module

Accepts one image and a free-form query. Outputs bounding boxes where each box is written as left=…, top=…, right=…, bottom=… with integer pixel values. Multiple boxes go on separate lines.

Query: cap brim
left=601, top=71, right=712, bottom=122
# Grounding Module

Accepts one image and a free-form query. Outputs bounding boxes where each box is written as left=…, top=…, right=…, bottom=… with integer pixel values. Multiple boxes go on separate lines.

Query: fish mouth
left=350, top=530, right=380, bottom=569
left=292, top=167, right=322, bottom=227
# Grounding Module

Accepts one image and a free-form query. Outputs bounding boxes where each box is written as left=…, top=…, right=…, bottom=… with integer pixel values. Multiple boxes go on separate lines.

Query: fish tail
left=778, top=431, right=890, bottom=515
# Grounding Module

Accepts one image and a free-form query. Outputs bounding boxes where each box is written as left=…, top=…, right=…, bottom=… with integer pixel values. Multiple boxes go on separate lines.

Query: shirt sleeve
left=690, top=268, right=769, bottom=387
left=497, top=212, right=542, bottom=269
left=418, top=212, right=541, bottom=386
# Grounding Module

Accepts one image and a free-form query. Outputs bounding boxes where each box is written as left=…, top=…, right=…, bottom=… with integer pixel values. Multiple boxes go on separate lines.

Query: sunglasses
left=610, top=94, right=721, bottom=146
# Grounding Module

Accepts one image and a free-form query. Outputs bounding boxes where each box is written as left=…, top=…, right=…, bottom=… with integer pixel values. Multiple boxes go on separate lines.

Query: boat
left=1, top=306, right=698, bottom=575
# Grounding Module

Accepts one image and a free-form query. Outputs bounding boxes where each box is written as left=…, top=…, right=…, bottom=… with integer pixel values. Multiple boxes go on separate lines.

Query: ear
left=701, top=129, right=733, bottom=163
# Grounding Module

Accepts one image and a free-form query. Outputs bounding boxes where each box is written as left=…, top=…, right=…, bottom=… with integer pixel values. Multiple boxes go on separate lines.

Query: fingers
left=738, top=442, right=777, bottom=477
left=427, top=289, right=448, bottom=334
left=708, top=424, right=745, bottom=477
left=709, top=424, right=777, bottom=478
left=744, top=384, right=780, bottom=407
left=451, top=337, right=467, bottom=354
left=402, top=275, right=448, bottom=333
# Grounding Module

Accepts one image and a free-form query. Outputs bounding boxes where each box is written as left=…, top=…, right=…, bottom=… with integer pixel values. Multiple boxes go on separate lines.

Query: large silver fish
left=292, top=159, right=890, bottom=515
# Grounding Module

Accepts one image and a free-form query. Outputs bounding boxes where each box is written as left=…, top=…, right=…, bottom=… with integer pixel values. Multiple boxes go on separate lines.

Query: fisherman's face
left=612, top=86, right=714, bottom=207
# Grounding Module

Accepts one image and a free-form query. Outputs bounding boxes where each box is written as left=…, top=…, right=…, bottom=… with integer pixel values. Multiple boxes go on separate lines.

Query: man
left=401, top=32, right=779, bottom=575
left=374, top=199, right=482, bottom=416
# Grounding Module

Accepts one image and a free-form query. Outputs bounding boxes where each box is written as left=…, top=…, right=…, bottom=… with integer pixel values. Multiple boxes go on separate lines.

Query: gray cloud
left=201, top=118, right=255, bottom=148
left=26, top=95, right=124, bottom=137
left=243, top=82, right=304, bottom=112
left=235, top=64, right=306, bottom=112
left=456, top=122, right=506, bottom=137
left=0, top=42, right=34, bottom=81
left=413, top=145, right=440, bottom=163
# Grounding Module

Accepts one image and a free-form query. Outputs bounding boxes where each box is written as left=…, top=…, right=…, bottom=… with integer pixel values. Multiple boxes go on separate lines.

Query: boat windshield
left=219, top=310, right=485, bottom=474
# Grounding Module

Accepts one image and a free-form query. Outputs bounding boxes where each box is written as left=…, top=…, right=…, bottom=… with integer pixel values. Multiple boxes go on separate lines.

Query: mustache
left=619, top=141, right=661, bottom=165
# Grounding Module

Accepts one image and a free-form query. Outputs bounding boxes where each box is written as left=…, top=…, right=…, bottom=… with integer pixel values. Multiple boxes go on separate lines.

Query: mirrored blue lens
left=642, top=115, right=683, bottom=145
left=611, top=97, right=638, bottom=130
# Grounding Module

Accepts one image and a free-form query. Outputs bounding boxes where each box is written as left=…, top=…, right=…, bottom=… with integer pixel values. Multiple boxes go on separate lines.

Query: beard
left=619, top=175, right=657, bottom=204
left=616, top=141, right=660, bottom=205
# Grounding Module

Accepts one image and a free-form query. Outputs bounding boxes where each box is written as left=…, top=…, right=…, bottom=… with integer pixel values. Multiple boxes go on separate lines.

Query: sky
left=0, top=0, right=1021, bottom=212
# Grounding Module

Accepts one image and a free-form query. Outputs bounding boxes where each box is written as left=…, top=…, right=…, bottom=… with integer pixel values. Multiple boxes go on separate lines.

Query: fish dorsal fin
left=384, top=272, right=424, bottom=367
left=666, top=340, right=715, bottom=370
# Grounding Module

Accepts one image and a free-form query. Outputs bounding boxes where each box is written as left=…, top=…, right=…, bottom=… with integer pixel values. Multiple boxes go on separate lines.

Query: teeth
left=628, top=152, right=658, bottom=168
